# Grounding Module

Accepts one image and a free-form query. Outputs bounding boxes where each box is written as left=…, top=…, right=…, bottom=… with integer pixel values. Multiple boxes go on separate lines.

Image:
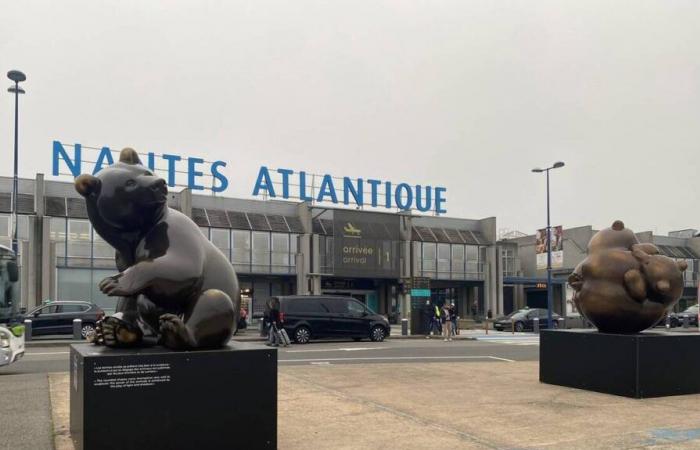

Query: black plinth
left=540, top=329, right=700, bottom=398
left=70, top=342, right=277, bottom=450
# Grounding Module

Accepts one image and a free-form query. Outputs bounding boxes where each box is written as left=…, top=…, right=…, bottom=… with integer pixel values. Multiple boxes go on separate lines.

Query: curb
left=26, top=340, right=83, bottom=347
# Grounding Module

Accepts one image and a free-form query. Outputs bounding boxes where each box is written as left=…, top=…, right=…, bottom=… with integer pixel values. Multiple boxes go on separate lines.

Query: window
left=252, top=231, right=270, bottom=273
left=36, top=305, right=58, bottom=315
left=348, top=300, right=366, bottom=316
left=323, top=298, right=346, bottom=314
left=437, top=243, right=450, bottom=277
left=422, top=243, right=436, bottom=277
left=287, top=298, right=327, bottom=314
left=0, top=215, right=9, bottom=237
left=67, top=220, right=91, bottom=266
left=210, top=228, right=230, bottom=259
left=232, top=230, right=251, bottom=270
left=59, top=304, right=88, bottom=313
left=271, top=233, right=289, bottom=272
left=466, top=245, right=480, bottom=275
left=451, top=245, right=465, bottom=279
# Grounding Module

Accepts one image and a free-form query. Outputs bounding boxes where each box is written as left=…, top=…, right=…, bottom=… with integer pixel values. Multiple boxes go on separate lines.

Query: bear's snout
left=656, top=280, right=670, bottom=293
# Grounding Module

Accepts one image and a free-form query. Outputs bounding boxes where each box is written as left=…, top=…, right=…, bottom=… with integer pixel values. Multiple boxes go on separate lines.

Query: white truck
left=0, top=245, right=24, bottom=367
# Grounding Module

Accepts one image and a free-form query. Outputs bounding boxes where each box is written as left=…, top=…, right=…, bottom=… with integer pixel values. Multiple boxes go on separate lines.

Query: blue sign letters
left=251, top=166, right=447, bottom=213
left=52, top=141, right=230, bottom=193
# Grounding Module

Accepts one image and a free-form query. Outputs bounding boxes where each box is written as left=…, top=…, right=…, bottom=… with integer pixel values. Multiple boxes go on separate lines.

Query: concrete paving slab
left=0, top=373, right=54, bottom=450
left=47, top=361, right=700, bottom=449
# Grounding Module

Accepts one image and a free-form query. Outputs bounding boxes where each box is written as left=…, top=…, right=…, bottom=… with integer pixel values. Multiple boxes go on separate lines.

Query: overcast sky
left=1, top=0, right=698, bottom=236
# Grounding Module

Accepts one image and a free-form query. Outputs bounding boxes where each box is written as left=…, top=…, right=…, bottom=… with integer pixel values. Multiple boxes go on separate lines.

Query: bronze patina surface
left=568, top=220, right=687, bottom=333
left=74, top=148, right=240, bottom=350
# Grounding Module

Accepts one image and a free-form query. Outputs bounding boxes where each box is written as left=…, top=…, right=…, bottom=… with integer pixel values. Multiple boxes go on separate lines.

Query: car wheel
left=294, top=326, right=311, bottom=344
left=81, top=323, right=96, bottom=339
left=515, top=321, right=525, bottom=332
left=370, top=325, right=386, bottom=342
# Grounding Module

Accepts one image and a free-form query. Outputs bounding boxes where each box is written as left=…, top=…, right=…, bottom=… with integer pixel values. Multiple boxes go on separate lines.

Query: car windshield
left=683, top=305, right=699, bottom=314
left=505, top=309, right=530, bottom=319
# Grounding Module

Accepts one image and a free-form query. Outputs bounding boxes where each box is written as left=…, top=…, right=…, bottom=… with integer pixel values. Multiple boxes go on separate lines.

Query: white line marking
left=24, top=352, right=70, bottom=356
left=284, top=347, right=386, bottom=353
left=279, top=355, right=514, bottom=363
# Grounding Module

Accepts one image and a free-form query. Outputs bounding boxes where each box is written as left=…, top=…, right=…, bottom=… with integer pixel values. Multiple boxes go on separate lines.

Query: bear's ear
left=75, top=174, right=101, bottom=197
left=611, top=220, right=625, bottom=231
left=119, top=148, right=142, bottom=165
left=678, top=260, right=688, bottom=271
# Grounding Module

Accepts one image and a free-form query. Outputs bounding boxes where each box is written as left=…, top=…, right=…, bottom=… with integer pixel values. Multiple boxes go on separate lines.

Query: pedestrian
left=449, top=302, right=458, bottom=337
left=425, top=301, right=441, bottom=339
left=442, top=303, right=452, bottom=341
left=266, top=298, right=281, bottom=347
left=471, top=299, right=478, bottom=318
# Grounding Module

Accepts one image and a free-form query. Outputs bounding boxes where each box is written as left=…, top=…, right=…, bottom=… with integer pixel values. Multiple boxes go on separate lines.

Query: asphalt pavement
left=2, top=336, right=540, bottom=374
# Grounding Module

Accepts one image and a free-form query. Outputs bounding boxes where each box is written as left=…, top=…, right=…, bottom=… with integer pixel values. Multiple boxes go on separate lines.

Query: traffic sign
left=410, top=289, right=431, bottom=297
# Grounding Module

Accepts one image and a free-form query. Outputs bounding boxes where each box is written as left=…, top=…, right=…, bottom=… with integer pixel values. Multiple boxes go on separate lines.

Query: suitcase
left=279, top=328, right=291, bottom=346
left=274, top=324, right=291, bottom=346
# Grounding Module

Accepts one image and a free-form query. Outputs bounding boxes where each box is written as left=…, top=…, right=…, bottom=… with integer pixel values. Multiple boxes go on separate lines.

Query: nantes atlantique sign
left=51, top=141, right=446, bottom=213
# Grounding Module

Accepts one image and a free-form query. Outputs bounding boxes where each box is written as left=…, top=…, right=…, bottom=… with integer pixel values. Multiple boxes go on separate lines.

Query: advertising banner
left=536, top=226, right=564, bottom=270
left=332, top=210, right=400, bottom=278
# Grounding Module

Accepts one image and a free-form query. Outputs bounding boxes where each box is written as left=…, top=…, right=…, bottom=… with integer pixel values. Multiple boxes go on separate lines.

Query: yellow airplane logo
left=343, top=222, right=362, bottom=237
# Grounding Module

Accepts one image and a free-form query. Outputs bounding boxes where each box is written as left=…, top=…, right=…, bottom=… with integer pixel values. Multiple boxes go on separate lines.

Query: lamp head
left=7, top=86, right=25, bottom=94
left=552, top=161, right=565, bottom=169
left=7, top=70, right=26, bottom=83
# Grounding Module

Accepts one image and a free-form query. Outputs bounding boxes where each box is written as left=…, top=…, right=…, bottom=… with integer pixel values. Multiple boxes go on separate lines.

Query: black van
left=266, top=295, right=391, bottom=344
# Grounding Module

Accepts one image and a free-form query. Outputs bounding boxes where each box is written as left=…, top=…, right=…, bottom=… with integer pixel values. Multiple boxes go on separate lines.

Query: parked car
left=668, top=305, right=699, bottom=327
left=21, top=301, right=105, bottom=338
left=265, top=295, right=391, bottom=344
left=493, top=308, right=562, bottom=332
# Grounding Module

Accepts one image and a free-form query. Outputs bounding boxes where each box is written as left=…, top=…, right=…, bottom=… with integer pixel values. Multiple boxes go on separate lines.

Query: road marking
left=24, top=352, right=70, bottom=356
left=310, top=361, right=332, bottom=365
left=284, top=347, right=386, bottom=353
left=280, top=355, right=515, bottom=363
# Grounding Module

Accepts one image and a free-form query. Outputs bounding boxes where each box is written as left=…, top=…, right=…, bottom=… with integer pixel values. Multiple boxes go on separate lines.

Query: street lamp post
left=531, top=161, right=565, bottom=329
left=7, top=70, right=26, bottom=255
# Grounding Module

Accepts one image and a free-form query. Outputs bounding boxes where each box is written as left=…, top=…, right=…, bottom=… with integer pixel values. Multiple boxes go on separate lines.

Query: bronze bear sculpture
left=568, top=220, right=687, bottom=333
left=74, top=148, right=240, bottom=350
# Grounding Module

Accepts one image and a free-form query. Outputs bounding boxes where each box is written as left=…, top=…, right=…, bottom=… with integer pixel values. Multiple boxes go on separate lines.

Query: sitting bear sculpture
left=568, top=220, right=687, bottom=333
left=74, top=148, right=240, bottom=350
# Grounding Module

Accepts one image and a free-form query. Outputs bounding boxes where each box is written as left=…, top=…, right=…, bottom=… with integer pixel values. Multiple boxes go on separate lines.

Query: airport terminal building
left=0, top=174, right=504, bottom=324
left=2, top=173, right=698, bottom=326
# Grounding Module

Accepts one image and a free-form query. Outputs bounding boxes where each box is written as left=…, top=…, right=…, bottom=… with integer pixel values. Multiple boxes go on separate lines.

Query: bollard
left=511, top=319, right=515, bottom=334
left=683, top=314, right=690, bottom=328
left=259, top=319, right=266, bottom=337
left=665, top=315, right=671, bottom=329
left=401, top=318, right=408, bottom=336
left=484, top=319, right=488, bottom=335
left=533, top=317, right=540, bottom=334
left=558, top=317, right=565, bottom=329
left=73, top=318, right=82, bottom=340
left=24, top=319, right=32, bottom=341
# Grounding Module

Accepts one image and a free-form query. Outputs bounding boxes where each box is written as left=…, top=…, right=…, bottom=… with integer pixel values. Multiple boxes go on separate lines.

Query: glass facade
left=502, top=247, right=519, bottom=277
left=414, top=241, right=485, bottom=280
left=198, top=227, right=299, bottom=275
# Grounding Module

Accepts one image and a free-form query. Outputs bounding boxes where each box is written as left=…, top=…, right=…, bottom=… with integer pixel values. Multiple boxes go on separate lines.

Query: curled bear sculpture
left=75, top=148, right=240, bottom=350
left=568, top=220, right=687, bottom=333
